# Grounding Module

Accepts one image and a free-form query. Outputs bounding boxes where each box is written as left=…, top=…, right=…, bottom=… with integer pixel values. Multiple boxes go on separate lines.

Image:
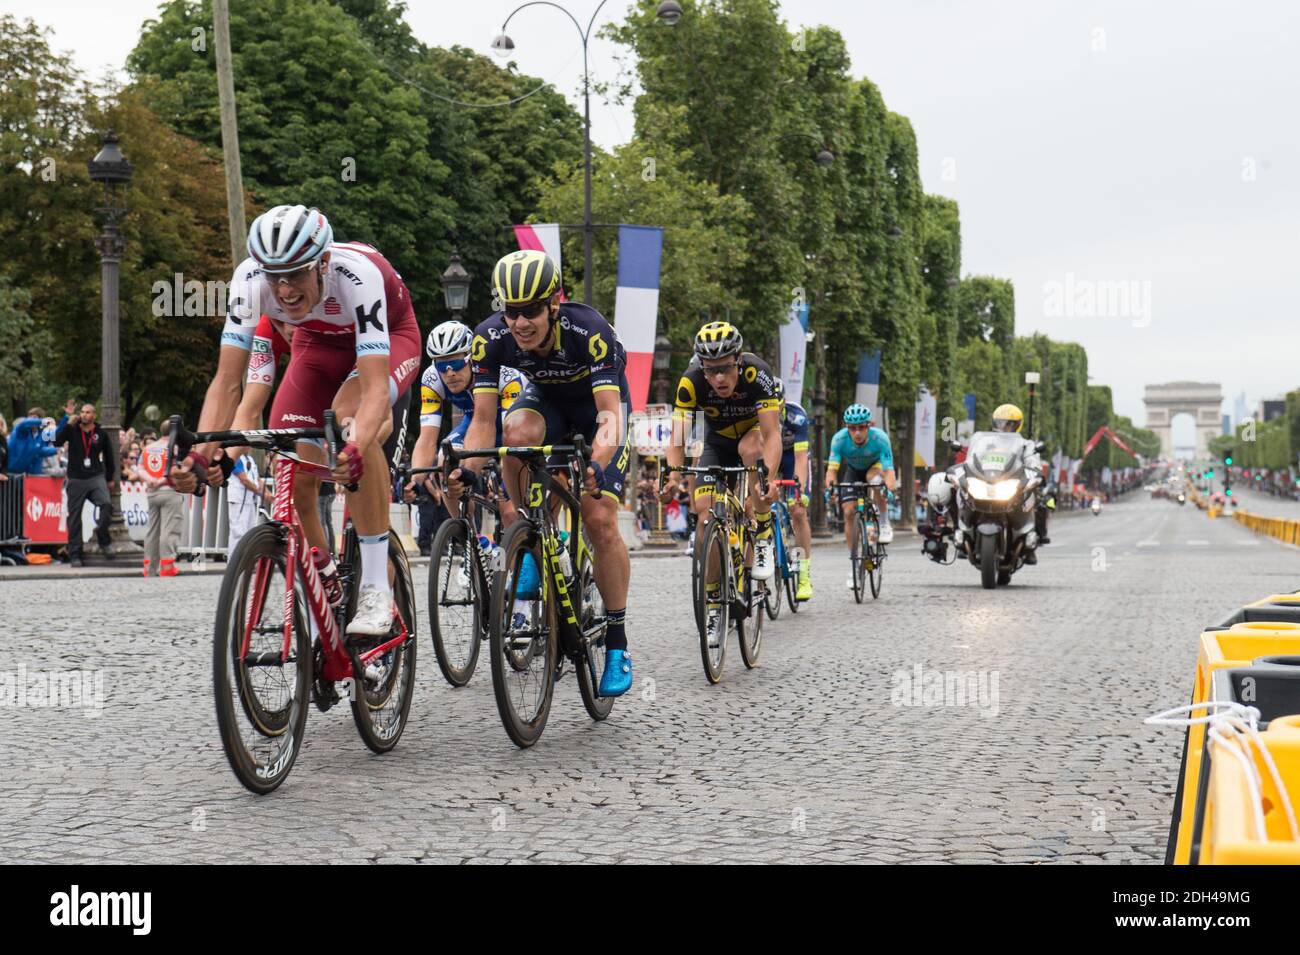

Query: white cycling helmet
left=927, top=472, right=953, bottom=507
left=426, top=320, right=473, bottom=359
left=247, top=204, right=333, bottom=274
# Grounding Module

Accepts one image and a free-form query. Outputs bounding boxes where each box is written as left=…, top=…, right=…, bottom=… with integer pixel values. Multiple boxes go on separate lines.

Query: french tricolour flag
left=613, top=225, right=664, bottom=412
left=512, top=224, right=565, bottom=301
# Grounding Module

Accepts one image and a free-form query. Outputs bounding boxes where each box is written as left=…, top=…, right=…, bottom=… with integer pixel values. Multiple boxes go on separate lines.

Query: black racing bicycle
left=409, top=451, right=505, bottom=687
left=684, top=464, right=768, bottom=684
left=454, top=437, right=612, bottom=748
left=837, top=481, right=886, bottom=602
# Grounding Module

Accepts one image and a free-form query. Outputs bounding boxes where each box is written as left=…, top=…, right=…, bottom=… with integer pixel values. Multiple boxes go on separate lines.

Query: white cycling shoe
left=347, top=585, right=393, bottom=637
left=752, top=538, right=775, bottom=581
left=877, top=522, right=894, bottom=544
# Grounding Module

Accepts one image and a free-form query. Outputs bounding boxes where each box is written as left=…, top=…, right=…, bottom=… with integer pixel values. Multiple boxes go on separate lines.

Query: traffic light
left=1225, top=455, right=1233, bottom=466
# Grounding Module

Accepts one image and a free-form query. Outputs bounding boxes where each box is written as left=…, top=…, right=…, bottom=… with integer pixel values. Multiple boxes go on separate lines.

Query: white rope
left=1145, top=700, right=1298, bottom=842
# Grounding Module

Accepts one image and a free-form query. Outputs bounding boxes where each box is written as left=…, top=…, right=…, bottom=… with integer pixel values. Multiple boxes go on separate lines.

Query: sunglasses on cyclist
left=434, top=358, right=469, bottom=374
left=262, top=262, right=318, bottom=287
left=504, top=301, right=549, bottom=322
left=701, top=362, right=738, bottom=379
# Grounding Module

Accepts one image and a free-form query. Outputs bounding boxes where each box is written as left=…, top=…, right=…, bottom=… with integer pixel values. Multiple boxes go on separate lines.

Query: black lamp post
left=492, top=1, right=678, bottom=305
left=87, top=130, right=133, bottom=454
left=440, top=250, right=471, bottom=321
left=652, top=334, right=673, bottom=405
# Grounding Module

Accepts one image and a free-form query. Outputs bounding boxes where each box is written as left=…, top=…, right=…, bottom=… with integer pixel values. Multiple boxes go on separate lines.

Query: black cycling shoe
left=1023, top=550, right=1038, bottom=565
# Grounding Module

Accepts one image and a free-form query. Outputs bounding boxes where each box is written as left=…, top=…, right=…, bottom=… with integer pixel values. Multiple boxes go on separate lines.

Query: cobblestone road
left=4, top=495, right=1298, bottom=863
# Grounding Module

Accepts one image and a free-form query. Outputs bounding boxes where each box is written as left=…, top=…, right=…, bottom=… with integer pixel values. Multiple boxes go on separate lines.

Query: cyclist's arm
left=795, top=448, right=810, bottom=494
left=350, top=354, right=390, bottom=452
left=591, top=387, right=621, bottom=469
left=195, top=344, right=248, bottom=460
left=666, top=372, right=697, bottom=476
left=462, top=393, right=499, bottom=472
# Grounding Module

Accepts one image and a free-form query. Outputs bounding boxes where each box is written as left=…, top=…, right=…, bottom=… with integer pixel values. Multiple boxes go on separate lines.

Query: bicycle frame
left=242, top=454, right=408, bottom=685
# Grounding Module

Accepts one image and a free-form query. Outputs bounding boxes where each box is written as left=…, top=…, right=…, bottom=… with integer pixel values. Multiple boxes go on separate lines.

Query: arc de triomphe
left=1143, top=382, right=1223, bottom=459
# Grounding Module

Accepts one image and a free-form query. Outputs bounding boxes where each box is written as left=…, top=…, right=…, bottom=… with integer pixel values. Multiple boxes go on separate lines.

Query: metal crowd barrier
left=0, top=474, right=27, bottom=551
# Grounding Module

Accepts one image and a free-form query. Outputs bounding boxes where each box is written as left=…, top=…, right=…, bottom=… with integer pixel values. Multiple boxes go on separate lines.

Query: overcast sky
left=14, top=0, right=1299, bottom=430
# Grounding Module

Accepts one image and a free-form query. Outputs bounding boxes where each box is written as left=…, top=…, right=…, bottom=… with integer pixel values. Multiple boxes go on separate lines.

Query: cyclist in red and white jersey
left=171, top=204, right=421, bottom=637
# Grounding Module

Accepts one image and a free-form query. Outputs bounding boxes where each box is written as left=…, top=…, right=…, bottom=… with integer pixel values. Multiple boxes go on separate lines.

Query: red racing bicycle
left=167, top=413, right=417, bottom=794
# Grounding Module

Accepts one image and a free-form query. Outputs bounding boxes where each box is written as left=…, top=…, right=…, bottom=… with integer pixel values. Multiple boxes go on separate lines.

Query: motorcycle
left=1090, top=497, right=1102, bottom=516
left=925, top=431, right=1044, bottom=589
left=1177, top=493, right=1186, bottom=505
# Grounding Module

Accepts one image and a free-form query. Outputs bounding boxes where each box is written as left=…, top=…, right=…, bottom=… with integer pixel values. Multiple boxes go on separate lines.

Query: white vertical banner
left=914, top=387, right=937, bottom=468
left=778, top=303, right=809, bottom=406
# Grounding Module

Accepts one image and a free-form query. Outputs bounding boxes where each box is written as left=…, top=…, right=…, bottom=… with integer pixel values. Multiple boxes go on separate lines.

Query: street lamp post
left=87, top=129, right=133, bottom=459
left=493, top=1, right=678, bottom=304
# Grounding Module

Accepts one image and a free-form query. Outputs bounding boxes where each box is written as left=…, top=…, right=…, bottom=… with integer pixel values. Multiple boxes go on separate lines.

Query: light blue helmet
left=843, top=403, right=872, bottom=425
left=247, top=204, right=333, bottom=273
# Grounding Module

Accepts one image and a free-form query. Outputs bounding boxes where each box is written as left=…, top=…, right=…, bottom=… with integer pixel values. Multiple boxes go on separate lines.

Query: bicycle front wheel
left=851, top=514, right=868, bottom=604
left=213, top=523, right=311, bottom=794
left=429, top=518, right=482, bottom=687
left=349, top=536, right=418, bottom=754
left=739, top=539, right=764, bottom=670
left=763, top=522, right=783, bottom=621
left=489, top=520, right=556, bottom=748
left=693, top=518, right=729, bottom=684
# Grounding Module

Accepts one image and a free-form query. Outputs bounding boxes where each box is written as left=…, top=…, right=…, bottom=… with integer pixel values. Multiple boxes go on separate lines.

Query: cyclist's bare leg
left=581, top=491, right=628, bottom=611
left=501, top=409, right=545, bottom=528
left=738, top=428, right=770, bottom=521
left=790, top=498, right=812, bottom=557
left=332, top=379, right=395, bottom=587
left=842, top=498, right=858, bottom=551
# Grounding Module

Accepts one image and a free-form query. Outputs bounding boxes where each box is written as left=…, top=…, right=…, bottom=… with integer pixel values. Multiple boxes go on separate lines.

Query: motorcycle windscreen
left=966, top=431, right=1025, bottom=482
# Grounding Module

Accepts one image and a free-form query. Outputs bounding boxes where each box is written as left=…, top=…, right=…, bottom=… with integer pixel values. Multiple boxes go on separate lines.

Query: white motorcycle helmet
left=927, top=472, right=953, bottom=507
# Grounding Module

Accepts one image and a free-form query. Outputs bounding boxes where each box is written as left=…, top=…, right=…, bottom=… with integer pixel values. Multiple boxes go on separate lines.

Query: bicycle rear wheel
left=213, top=523, right=310, bottom=794
left=867, top=525, right=884, bottom=600
left=489, top=520, right=556, bottom=747
left=693, top=518, right=729, bottom=684
left=349, top=536, right=418, bottom=754
left=429, top=518, right=482, bottom=687
left=850, top=514, right=867, bottom=604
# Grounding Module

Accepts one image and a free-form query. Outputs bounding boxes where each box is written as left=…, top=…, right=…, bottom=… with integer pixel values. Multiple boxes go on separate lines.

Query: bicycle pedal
left=312, top=680, right=340, bottom=712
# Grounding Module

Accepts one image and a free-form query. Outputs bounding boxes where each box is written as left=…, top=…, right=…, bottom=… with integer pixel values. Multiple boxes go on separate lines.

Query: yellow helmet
left=693, top=321, right=744, bottom=359
left=992, top=403, right=1024, bottom=433
left=493, top=249, right=561, bottom=307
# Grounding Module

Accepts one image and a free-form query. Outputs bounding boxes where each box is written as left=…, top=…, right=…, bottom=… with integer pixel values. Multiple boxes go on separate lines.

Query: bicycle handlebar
left=165, top=413, right=346, bottom=496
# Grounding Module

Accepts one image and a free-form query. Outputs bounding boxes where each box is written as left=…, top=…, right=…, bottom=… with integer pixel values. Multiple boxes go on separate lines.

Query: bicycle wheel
left=850, top=513, right=867, bottom=604
left=693, top=518, right=729, bottom=684
left=573, top=529, right=614, bottom=721
left=782, top=510, right=801, bottom=613
left=349, top=536, right=418, bottom=754
left=489, top=520, right=556, bottom=748
left=213, top=523, right=310, bottom=794
left=429, top=518, right=482, bottom=687
left=868, top=539, right=884, bottom=599
left=739, top=538, right=764, bottom=669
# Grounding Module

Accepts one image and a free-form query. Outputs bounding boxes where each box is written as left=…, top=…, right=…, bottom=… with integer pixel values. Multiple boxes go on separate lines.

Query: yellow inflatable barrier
left=1200, top=715, right=1300, bottom=864
left=1168, top=621, right=1300, bottom=864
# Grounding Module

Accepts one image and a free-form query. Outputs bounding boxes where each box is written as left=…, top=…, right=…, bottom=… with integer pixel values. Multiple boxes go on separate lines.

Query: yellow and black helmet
left=991, top=403, right=1024, bottom=433
left=493, top=249, right=561, bottom=307
left=693, top=321, right=743, bottom=360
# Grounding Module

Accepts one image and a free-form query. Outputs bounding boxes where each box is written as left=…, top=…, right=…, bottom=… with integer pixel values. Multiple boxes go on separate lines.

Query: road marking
left=1138, top=541, right=1160, bottom=547
left=1236, top=540, right=1261, bottom=546
left=1090, top=542, right=1114, bottom=547
left=1187, top=540, right=1209, bottom=546
left=953, top=644, right=971, bottom=649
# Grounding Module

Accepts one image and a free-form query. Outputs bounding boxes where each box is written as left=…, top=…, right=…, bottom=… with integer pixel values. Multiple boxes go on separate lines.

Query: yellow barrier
left=1200, top=715, right=1300, bottom=864
left=1169, top=621, right=1300, bottom=864
left=1234, top=509, right=1300, bottom=546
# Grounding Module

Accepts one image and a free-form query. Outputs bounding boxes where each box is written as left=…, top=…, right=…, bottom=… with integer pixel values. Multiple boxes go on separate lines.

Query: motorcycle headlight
left=967, top=477, right=1019, bottom=501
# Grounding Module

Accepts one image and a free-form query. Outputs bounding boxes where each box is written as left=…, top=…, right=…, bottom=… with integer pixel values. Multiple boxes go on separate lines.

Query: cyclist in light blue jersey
left=824, top=404, right=896, bottom=588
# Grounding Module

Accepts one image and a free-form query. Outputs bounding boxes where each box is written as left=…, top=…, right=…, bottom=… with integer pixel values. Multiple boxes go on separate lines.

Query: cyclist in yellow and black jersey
left=661, top=322, right=783, bottom=583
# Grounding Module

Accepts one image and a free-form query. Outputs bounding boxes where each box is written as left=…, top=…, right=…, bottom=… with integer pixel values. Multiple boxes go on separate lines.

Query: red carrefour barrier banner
left=23, top=476, right=68, bottom=544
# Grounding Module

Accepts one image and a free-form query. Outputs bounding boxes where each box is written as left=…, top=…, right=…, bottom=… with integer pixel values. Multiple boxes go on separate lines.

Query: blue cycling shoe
left=516, top=553, right=541, bottom=599
left=598, top=649, right=633, bottom=697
